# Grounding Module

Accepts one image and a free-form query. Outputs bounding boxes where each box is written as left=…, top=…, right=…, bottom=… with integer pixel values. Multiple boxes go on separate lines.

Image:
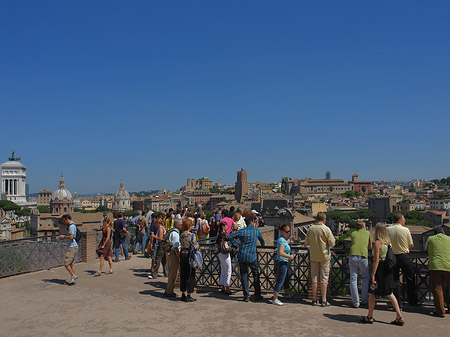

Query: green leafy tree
left=0, top=200, right=20, bottom=212
left=37, top=206, right=51, bottom=213
left=95, top=205, right=110, bottom=213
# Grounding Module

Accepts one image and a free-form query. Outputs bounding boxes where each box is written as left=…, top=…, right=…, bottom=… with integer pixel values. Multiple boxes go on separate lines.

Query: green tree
left=95, top=205, right=110, bottom=213
left=0, top=200, right=20, bottom=212
left=37, top=206, right=51, bottom=213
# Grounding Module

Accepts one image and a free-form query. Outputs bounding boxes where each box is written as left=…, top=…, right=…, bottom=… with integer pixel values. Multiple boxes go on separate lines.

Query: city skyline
left=2, top=1, right=450, bottom=193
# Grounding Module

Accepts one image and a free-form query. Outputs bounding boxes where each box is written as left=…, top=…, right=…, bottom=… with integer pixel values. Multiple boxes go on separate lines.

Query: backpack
left=161, top=228, right=177, bottom=253
left=136, top=218, right=144, bottom=232
left=384, top=244, right=397, bottom=273
left=201, top=220, right=210, bottom=234
left=71, top=223, right=82, bottom=244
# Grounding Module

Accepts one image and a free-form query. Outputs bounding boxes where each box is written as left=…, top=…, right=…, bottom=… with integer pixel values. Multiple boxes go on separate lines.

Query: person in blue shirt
left=228, top=214, right=265, bottom=302
left=272, top=224, right=295, bottom=305
left=58, top=214, right=79, bottom=285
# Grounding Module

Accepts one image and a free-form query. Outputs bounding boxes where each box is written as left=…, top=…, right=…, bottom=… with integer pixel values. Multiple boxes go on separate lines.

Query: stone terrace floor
left=1, top=256, right=448, bottom=337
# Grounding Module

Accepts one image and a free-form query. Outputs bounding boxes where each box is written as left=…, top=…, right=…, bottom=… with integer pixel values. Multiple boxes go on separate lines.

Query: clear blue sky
left=1, top=1, right=449, bottom=194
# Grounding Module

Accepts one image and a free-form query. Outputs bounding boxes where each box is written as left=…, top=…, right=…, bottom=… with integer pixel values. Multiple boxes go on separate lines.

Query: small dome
left=52, top=176, right=73, bottom=200
left=1, top=160, right=27, bottom=170
left=115, top=181, right=130, bottom=200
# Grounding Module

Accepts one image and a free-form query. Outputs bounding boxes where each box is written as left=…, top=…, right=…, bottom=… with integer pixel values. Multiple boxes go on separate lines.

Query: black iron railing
left=0, top=235, right=83, bottom=278
left=196, top=241, right=432, bottom=303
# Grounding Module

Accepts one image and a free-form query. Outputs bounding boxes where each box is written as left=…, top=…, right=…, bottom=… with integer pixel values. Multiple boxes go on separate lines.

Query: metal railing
left=196, top=241, right=432, bottom=303
left=0, top=235, right=83, bottom=278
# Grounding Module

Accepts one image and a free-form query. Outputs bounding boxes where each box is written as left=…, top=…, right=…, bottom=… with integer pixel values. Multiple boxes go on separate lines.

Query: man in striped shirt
left=229, top=214, right=265, bottom=302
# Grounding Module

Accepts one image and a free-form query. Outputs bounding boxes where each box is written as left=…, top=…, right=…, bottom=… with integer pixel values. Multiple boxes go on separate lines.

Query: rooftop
left=1, top=257, right=448, bottom=336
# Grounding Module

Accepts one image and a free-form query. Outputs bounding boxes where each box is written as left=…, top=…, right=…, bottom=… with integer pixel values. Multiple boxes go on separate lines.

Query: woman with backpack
left=180, top=218, right=200, bottom=302
left=197, top=214, right=210, bottom=241
left=362, top=223, right=404, bottom=325
left=272, top=224, right=294, bottom=305
left=95, top=217, right=113, bottom=276
left=215, top=221, right=232, bottom=295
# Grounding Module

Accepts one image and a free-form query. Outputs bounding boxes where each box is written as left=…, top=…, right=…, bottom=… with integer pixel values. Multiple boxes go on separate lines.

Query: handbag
left=189, top=234, right=203, bottom=268
left=220, top=235, right=232, bottom=254
left=96, top=247, right=104, bottom=257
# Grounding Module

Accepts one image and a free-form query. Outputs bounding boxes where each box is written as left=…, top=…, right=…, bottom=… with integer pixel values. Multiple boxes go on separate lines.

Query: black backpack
left=72, top=224, right=82, bottom=244
left=384, top=244, right=396, bottom=273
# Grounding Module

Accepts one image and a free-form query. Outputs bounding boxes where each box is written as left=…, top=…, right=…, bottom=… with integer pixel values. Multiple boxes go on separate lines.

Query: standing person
left=305, top=212, right=335, bottom=307
left=165, top=218, right=182, bottom=297
left=234, top=209, right=246, bottom=231
left=349, top=221, right=372, bottom=308
left=363, top=223, right=403, bottom=325
left=179, top=218, right=200, bottom=302
left=134, top=211, right=148, bottom=255
left=114, top=212, right=130, bottom=262
left=220, top=209, right=234, bottom=234
left=209, top=211, right=219, bottom=238
left=387, top=213, right=417, bottom=308
left=426, top=225, right=450, bottom=317
left=228, top=214, right=266, bottom=302
left=197, top=213, right=210, bottom=240
left=166, top=210, right=174, bottom=231
left=215, top=221, right=232, bottom=295
left=272, top=224, right=295, bottom=306
left=58, top=214, right=79, bottom=285
left=95, top=217, right=113, bottom=276
left=148, top=216, right=166, bottom=279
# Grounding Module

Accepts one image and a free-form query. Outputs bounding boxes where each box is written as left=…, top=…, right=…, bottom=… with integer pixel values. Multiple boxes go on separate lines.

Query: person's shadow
left=323, top=313, right=363, bottom=324
left=42, top=279, right=67, bottom=285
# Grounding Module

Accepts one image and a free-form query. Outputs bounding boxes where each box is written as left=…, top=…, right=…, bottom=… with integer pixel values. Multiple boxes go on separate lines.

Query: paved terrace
left=1, top=256, right=448, bottom=337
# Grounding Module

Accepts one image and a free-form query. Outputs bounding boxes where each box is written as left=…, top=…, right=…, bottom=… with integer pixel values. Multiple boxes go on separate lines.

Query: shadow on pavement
left=139, top=289, right=179, bottom=301
left=323, top=313, right=362, bottom=324
left=42, top=279, right=67, bottom=285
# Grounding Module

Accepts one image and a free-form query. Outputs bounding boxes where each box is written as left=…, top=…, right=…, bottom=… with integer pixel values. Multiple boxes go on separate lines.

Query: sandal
left=390, top=317, right=404, bottom=326
left=361, top=316, right=374, bottom=324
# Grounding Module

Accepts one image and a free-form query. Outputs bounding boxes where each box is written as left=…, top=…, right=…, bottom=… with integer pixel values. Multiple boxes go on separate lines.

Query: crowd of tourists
left=58, top=208, right=450, bottom=324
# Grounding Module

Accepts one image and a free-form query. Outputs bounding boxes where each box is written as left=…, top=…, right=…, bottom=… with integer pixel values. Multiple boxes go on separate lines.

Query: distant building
left=429, top=197, right=450, bottom=211
left=73, top=192, right=82, bottom=208
left=1, top=152, right=28, bottom=206
left=351, top=174, right=372, bottom=194
left=369, top=197, right=395, bottom=222
left=235, top=168, right=248, bottom=202
left=50, top=176, right=74, bottom=215
left=38, top=189, right=52, bottom=206
left=113, top=182, right=131, bottom=212
left=196, top=177, right=213, bottom=191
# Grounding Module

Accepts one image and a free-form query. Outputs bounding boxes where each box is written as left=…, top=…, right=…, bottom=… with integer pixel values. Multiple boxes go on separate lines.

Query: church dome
left=52, top=176, right=73, bottom=200
left=115, top=181, right=130, bottom=200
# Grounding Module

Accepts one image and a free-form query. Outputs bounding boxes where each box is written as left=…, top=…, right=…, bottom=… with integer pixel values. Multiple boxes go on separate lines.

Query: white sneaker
left=148, top=275, right=153, bottom=279
left=273, top=299, right=284, bottom=306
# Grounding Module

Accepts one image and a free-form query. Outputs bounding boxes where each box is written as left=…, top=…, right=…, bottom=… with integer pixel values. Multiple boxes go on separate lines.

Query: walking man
left=114, top=212, right=130, bottom=262
left=229, top=214, right=265, bottom=302
left=58, top=214, right=79, bottom=285
left=426, top=225, right=450, bottom=317
left=305, top=212, right=336, bottom=307
left=165, top=218, right=182, bottom=297
left=388, top=213, right=417, bottom=308
left=349, top=221, right=372, bottom=307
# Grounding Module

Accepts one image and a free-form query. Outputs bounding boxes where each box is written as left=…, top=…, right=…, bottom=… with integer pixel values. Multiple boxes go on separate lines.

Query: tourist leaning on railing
left=272, top=224, right=294, bottom=306
left=215, top=221, right=232, bottom=295
left=425, top=225, right=450, bottom=318
left=363, top=223, right=404, bottom=325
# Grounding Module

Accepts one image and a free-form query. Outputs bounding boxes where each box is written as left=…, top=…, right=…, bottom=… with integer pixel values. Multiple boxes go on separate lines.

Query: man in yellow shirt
left=305, top=212, right=336, bottom=307
left=387, top=213, right=417, bottom=309
left=426, top=225, right=450, bottom=317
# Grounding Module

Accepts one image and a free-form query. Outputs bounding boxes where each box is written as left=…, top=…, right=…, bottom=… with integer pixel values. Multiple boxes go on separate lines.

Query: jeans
left=151, top=246, right=165, bottom=277
left=393, top=253, right=417, bottom=307
left=349, top=255, right=369, bottom=306
left=180, top=251, right=196, bottom=293
left=273, top=261, right=290, bottom=296
left=239, top=260, right=261, bottom=299
left=114, top=236, right=129, bottom=261
left=135, top=232, right=145, bottom=253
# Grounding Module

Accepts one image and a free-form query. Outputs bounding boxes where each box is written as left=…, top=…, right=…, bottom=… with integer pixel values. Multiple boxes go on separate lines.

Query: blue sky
left=1, top=1, right=449, bottom=194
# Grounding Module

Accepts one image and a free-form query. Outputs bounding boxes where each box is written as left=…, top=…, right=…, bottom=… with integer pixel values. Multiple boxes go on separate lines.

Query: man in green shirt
left=349, top=221, right=372, bottom=308
left=426, top=225, right=450, bottom=317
